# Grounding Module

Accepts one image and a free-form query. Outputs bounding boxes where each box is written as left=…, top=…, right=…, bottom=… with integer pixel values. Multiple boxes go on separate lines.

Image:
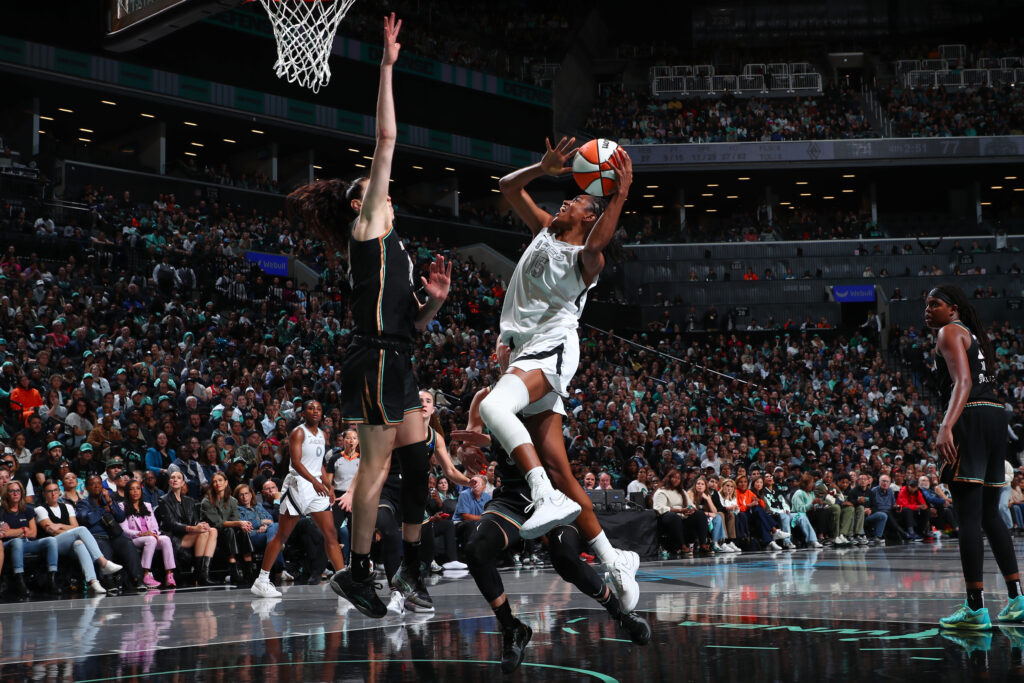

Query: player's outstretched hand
left=422, top=254, right=452, bottom=301
left=381, top=12, right=402, bottom=66
left=541, top=136, right=579, bottom=176
left=451, top=430, right=491, bottom=448
left=609, top=146, right=632, bottom=196
left=455, top=443, right=489, bottom=474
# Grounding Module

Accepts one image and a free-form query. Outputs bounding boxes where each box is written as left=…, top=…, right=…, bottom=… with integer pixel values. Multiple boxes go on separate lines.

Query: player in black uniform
left=460, top=387, right=651, bottom=673
left=926, top=285, right=1023, bottom=630
left=288, top=14, right=452, bottom=618
left=356, top=390, right=471, bottom=615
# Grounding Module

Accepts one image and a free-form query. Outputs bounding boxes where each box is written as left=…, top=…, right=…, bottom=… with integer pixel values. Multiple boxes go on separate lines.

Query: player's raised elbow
left=376, top=126, right=397, bottom=142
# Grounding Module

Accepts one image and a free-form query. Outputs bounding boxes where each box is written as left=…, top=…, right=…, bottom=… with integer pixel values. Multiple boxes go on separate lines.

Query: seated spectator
left=1, top=480, right=56, bottom=596
left=454, top=475, right=490, bottom=545
left=156, top=470, right=217, bottom=585
left=627, top=467, right=650, bottom=499
left=200, top=471, right=255, bottom=585
left=758, top=473, right=796, bottom=549
left=598, top=472, right=614, bottom=490
left=737, top=475, right=790, bottom=550
left=71, top=443, right=104, bottom=481
left=35, top=479, right=121, bottom=594
left=713, top=478, right=744, bottom=550
left=871, top=474, right=912, bottom=543
left=835, top=473, right=867, bottom=544
left=76, top=475, right=145, bottom=593
left=689, top=477, right=725, bottom=552
left=120, top=480, right=176, bottom=588
left=849, top=472, right=888, bottom=544
left=789, top=474, right=824, bottom=548
left=145, top=432, right=175, bottom=489
left=652, top=469, right=709, bottom=555
left=4, top=432, right=31, bottom=465
left=60, top=471, right=87, bottom=504
left=896, top=477, right=931, bottom=542
left=199, top=443, right=224, bottom=485
left=582, top=471, right=597, bottom=490
left=918, top=475, right=958, bottom=536
left=141, top=471, right=165, bottom=509
left=1008, top=473, right=1024, bottom=533
left=234, top=483, right=285, bottom=576
left=10, top=374, right=43, bottom=426
left=168, top=437, right=207, bottom=500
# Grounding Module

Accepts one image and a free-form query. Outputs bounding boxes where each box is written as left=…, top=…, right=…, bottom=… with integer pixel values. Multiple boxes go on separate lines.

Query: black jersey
left=934, top=321, right=999, bottom=406
left=492, top=452, right=529, bottom=501
left=349, top=227, right=418, bottom=341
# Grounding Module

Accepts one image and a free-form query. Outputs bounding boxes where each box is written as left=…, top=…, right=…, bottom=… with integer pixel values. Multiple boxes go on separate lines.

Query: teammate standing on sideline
left=475, top=137, right=640, bottom=606
left=925, top=285, right=1024, bottom=630
left=251, top=401, right=345, bottom=597
left=292, top=14, right=452, bottom=618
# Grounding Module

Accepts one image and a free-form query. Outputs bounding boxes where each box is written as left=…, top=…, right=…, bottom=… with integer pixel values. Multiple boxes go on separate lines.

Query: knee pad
left=376, top=506, right=401, bottom=539
left=479, top=375, right=532, bottom=454
left=395, top=440, right=429, bottom=525
left=547, top=525, right=584, bottom=574
left=464, top=521, right=505, bottom=569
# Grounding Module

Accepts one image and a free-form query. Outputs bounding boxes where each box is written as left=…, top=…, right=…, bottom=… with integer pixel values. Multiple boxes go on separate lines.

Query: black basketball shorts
left=341, top=340, right=420, bottom=426
left=939, top=402, right=1008, bottom=487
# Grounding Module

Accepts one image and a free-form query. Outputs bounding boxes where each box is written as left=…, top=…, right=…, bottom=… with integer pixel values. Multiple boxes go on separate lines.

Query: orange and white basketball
left=572, top=138, right=619, bottom=196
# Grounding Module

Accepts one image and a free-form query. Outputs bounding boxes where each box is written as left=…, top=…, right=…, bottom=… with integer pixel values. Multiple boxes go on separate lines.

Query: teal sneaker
left=939, top=602, right=992, bottom=630
left=998, top=595, right=1024, bottom=623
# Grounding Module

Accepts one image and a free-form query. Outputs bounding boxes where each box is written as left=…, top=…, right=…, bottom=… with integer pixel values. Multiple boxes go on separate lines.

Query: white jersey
left=500, top=228, right=595, bottom=345
left=291, top=424, right=326, bottom=476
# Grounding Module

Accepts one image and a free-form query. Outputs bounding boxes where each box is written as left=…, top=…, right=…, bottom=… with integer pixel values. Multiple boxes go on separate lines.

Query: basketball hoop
left=251, top=0, right=358, bottom=93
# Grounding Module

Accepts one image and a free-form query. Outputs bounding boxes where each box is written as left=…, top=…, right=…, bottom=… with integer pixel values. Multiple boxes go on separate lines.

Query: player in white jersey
left=252, top=401, right=347, bottom=598
left=476, top=137, right=641, bottom=608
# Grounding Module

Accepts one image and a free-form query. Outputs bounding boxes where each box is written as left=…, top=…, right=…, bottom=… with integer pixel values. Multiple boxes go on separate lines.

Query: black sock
left=1009, top=579, right=1022, bottom=599
left=402, top=541, right=422, bottom=576
left=967, top=588, right=984, bottom=611
left=351, top=552, right=372, bottom=582
left=493, top=600, right=516, bottom=630
left=597, top=587, right=623, bottom=617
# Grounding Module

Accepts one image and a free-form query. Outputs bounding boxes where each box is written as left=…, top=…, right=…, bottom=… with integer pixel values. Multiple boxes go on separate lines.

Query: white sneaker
left=520, top=491, right=581, bottom=540
left=728, top=542, right=742, bottom=553
left=100, top=560, right=122, bottom=576
left=430, top=560, right=444, bottom=573
left=783, top=541, right=796, bottom=550
left=386, top=589, right=406, bottom=616
left=280, top=570, right=295, bottom=582
left=767, top=541, right=782, bottom=551
left=771, top=529, right=792, bottom=541
left=442, top=560, right=468, bottom=570
left=604, top=549, right=640, bottom=612
left=810, top=541, right=823, bottom=548
left=87, top=579, right=107, bottom=595
left=251, top=577, right=283, bottom=598
left=528, top=554, right=542, bottom=566
left=835, top=534, right=849, bottom=546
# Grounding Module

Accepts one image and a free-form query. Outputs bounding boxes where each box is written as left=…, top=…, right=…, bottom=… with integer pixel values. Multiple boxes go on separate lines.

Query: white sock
left=525, top=466, right=554, bottom=500
left=588, top=531, right=616, bottom=566
left=258, top=569, right=270, bottom=582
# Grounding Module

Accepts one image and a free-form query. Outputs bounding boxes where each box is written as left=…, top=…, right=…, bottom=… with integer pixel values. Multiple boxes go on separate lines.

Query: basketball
left=572, top=138, right=620, bottom=196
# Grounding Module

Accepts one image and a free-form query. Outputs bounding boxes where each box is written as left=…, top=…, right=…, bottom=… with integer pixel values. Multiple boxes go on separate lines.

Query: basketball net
left=253, top=0, right=358, bottom=93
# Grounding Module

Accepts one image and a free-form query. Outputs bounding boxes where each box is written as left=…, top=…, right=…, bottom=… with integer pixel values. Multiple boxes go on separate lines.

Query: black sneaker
left=501, top=619, right=533, bottom=673
left=330, top=568, right=387, bottom=618
left=394, top=565, right=434, bottom=612
left=616, top=609, right=652, bottom=645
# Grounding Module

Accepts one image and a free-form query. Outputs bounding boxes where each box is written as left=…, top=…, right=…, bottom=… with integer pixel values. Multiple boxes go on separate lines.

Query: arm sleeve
left=200, top=499, right=223, bottom=528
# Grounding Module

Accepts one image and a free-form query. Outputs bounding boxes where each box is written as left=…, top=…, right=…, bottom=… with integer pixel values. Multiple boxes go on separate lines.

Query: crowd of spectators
left=1, top=178, right=1024, bottom=599
left=880, top=83, right=1024, bottom=138
left=584, top=85, right=876, bottom=145
left=341, top=0, right=576, bottom=84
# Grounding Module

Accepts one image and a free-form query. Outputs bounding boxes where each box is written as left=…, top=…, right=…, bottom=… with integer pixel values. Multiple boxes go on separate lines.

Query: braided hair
left=286, top=177, right=366, bottom=251
left=931, top=284, right=995, bottom=368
